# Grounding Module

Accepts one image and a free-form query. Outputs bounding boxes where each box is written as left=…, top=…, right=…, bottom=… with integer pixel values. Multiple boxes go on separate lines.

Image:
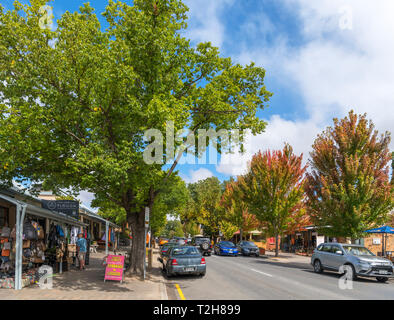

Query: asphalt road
left=164, top=253, right=394, bottom=300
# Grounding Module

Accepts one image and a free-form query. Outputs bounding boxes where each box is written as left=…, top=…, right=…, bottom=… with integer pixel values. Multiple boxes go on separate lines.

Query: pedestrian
left=76, top=232, right=87, bottom=270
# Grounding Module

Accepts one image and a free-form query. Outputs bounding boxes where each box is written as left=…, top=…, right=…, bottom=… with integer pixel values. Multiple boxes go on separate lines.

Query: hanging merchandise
left=31, top=221, right=45, bottom=240
left=0, top=227, right=11, bottom=238
left=10, top=226, right=16, bottom=239
left=56, top=225, right=65, bottom=238
left=23, top=220, right=38, bottom=240
left=70, top=227, right=79, bottom=244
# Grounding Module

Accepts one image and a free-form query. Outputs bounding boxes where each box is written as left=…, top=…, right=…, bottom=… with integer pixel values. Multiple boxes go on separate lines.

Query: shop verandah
left=0, top=186, right=120, bottom=290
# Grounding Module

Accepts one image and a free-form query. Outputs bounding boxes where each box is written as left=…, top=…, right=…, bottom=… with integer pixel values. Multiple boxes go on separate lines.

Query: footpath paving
left=0, top=249, right=167, bottom=300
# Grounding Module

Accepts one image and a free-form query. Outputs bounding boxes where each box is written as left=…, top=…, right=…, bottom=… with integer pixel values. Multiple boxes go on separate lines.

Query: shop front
left=0, top=190, right=87, bottom=290
left=281, top=226, right=326, bottom=255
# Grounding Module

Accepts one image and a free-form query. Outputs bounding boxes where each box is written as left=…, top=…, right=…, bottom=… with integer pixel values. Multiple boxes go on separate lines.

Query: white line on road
left=250, top=268, right=273, bottom=277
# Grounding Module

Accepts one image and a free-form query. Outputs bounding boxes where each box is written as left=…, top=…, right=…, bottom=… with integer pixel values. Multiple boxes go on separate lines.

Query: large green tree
left=221, top=180, right=260, bottom=241
left=0, top=0, right=272, bottom=276
left=186, top=177, right=224, bottom=237
left=306, top=111, right=393, bottom=239
left=239, top=144, right=307, bottom=256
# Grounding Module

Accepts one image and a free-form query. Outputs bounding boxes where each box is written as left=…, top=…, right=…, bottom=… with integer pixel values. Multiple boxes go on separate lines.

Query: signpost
left=104, top=255, right=125, bottom=283
left=144, top=207, right=149, bottom=280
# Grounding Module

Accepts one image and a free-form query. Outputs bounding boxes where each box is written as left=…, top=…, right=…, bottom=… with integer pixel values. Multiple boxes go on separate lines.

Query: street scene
left=0, top=0, right=393, bottom=303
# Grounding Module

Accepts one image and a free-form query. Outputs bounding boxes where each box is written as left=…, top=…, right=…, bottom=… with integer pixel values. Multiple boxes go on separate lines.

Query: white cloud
left=181, top=168, right=214, bottom=183
left=216, top=116, right=320, bottom=175
left=186, top=0, right=394, bottom=176
left=184, top=0, right=235, bottom=48
left=77, top=190, right=97, bottom=212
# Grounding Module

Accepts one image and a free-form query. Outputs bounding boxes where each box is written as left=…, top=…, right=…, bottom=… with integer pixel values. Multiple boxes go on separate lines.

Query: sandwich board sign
left=104, top=255, right=125, bottom=283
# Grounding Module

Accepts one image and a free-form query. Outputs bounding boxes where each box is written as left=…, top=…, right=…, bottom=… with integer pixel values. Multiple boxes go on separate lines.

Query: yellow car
left=159, top=238, right=169, bottom=246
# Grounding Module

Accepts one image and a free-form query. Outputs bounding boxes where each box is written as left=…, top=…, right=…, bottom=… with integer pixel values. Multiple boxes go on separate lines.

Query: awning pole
left=15, top=204, right=20, bottom=290
left=15, top=204, right=27, bottom=290
left=105, top=221, right=109, bottom=256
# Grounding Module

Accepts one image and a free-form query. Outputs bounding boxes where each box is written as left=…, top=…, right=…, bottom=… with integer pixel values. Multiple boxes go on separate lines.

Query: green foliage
left=184, top=177, right=224, bottom=237
left=239, top=144, right=307, bottom=255
left=160, top=219, right=184, bottom=238
left=0, top=0, right=272, bottom=274
left=221, top=180, right=260, bottom=239
left=306, top=111, right=393, bottom=238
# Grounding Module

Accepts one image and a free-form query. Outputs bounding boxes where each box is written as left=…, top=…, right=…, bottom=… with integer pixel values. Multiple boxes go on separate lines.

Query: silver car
left=311, top=243, right=393, bottom=283
left=159, top=245, right=206, bottom=277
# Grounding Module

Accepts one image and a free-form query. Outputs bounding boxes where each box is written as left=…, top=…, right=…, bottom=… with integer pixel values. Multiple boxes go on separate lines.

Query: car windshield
left=242, top=241, right=257, bottom=247
left=171, top=247, right=200, bottom=256
left=342, top=246, right=375, bottom=256
left=220, top=241, right=235, bottom=247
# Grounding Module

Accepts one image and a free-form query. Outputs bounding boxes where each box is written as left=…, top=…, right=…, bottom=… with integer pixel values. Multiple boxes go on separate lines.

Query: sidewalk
left=0, top=249, right=167, bottom=300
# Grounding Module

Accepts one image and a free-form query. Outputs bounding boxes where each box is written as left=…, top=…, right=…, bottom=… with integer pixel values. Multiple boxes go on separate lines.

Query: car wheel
left=255, top=253, right=259, bottom=257
left=207, top=253, right=211, bottom=256
left=200, top=272, right=206, bottom=277
left=313, top=259, right=323, bottom=273
left=376, top=277, right=388, bottom=283
left=344, top=264, right=357, bottom=281
left=166, top=267, right=172, bottom=278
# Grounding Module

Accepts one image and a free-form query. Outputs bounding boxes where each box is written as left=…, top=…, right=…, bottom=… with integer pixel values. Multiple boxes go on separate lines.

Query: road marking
left=175, top=284, right=186, bottom=300
left=250, top=268, right=273, bottom=277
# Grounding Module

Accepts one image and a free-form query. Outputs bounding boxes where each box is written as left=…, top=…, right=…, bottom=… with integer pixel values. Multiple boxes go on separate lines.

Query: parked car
left=171, top=237, right=186, bottom=245
left=311, top=243, right=394, bottom=282
left=160, top=243, right=178, bottom=257
left=214, top=241, right=238, bottom=256
left=158, top=245, right=206, bottom=277
left=237, top=241, right=259, bottom=257
left=192, top=236, right=212, bottom=256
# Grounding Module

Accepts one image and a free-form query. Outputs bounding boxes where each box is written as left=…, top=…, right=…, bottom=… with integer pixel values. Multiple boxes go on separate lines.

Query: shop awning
left=79, top=205, right=119, bottom=229
left=25, top=203, right=87, bottom=227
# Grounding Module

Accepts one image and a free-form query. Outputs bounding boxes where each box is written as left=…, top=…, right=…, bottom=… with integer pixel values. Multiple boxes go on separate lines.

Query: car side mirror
left=335, top=250, right=343, bottom=255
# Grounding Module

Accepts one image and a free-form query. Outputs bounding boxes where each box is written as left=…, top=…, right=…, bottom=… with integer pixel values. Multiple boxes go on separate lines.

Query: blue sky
left=3, top=0, right=393, bottom=208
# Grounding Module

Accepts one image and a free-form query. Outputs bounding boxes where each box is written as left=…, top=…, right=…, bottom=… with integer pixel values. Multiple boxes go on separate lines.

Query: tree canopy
left=0, top=0, right=272, bottom=275
left=239, top=144, right=307, bottom=256
left=306, top=111, right=393, bottom=238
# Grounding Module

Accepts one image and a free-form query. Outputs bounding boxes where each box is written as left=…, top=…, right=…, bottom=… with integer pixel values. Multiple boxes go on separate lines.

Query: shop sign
left=104, top=255, right=125, bottom=282
left=42, top=200, right=79, bottom=219
left=373, top=238, right=381, bottom=245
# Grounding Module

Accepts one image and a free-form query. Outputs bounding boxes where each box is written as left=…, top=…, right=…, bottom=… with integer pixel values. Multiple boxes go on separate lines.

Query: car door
left=329, top=245, right=346, bottom=271
left=319, top=244, right=332, bottom=267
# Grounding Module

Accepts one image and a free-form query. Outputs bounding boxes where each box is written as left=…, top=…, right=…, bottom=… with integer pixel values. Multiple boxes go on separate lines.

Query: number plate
left=378, top=270, right=388, bottom=274
left=184, top=267, right=195, bottom=272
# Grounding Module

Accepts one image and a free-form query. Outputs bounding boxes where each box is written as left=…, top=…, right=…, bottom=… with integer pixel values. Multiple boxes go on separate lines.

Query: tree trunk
left=240, top=228, right=243, bottom=242
left=275, top=233, right=279, bottom=257
left=126, top=209, right=146, bottom=278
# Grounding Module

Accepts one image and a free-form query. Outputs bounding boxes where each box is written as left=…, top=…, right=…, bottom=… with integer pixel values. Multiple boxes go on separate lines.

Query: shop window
left=0, top=207, right=9, bottom=226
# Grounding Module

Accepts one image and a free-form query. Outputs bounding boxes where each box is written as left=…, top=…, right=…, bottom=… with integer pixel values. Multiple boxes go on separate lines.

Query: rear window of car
left=171, top=247, right=200, bottom=255
left=195, top=238, right=210, bottom=243
left=220, top=241, right=235, bottom=247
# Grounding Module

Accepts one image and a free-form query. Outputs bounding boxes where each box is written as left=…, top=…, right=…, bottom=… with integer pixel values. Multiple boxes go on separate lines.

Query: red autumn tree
left=306, top=111, right=393, bottom=239
left=239, top=144, right=307, bottom=256
left=221, top=180, right=260, bottom=241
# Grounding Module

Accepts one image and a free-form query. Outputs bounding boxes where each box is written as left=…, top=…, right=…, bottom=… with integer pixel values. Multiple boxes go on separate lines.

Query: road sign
left=145, top=207, right=149, bottom=228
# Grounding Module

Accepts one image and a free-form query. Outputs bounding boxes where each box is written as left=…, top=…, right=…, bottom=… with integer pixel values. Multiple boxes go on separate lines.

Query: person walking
left=76, top=232, right=87, bottom=270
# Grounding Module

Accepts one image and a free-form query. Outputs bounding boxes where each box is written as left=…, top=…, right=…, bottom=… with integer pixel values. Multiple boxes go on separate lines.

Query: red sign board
left=104, top=255, right=125, bottom=282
